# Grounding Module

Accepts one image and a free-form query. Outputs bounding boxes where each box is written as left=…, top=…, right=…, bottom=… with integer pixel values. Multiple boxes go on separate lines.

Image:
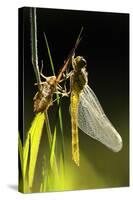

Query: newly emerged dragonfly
left=70, top=55, right=123, bottom=166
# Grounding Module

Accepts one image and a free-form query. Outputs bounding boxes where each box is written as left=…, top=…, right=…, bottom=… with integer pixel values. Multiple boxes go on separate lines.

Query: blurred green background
left=22, top=7, right=129, bottom=192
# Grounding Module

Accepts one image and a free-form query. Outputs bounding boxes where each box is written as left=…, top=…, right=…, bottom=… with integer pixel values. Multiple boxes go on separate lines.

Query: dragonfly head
left=74, top=56, right=87, bottom=71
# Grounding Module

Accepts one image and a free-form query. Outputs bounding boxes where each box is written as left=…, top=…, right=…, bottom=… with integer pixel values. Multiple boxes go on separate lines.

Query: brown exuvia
left=33, top=76, right=57, bottom=113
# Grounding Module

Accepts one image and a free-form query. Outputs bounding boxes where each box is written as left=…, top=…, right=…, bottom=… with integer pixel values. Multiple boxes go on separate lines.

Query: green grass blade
left=44, top=33, right=65, bottom=163
left=22, top=113, right=45, bottom=191
left=45, top=112, right=52, bottom=144
left=58, top=106, right=65, bottom=161
left=40, top=154, right=47, bottom=192
left=28, top=112, right=45, bottom=189
left=23, top=133, right=30, bottom=180
left=50, top=128, right=57, bottom=169
left=39, top=113, right=59, bottom=192
left=18, top=132, right=23, bottom=175
left=23, top=113, right=38, bottom=180
left=44, top=33, right=65, bottom=160
left=45, top=112, right=58, bottom=169
left=40, top=125, right=58, bottom=192
left=44, top=33, right=55, bottom=76
left=18, top=113, right=45, bottom=192
left=43, top=32, right=66, bottom=192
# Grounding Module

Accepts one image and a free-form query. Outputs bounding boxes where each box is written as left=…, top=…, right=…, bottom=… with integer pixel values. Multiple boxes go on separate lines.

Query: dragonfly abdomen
left=70, top=68, right=87, bottom=166
left=71, top=91, right=80, bottom=166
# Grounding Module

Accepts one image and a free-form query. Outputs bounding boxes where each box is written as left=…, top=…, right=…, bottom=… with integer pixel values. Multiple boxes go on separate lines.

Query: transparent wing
left=78, top=85, right=123, bottom=152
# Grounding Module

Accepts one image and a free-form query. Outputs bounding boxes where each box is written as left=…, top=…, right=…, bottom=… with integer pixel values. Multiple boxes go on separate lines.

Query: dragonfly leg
left=56, top=84, right=70, bottom=94
left=59, top=71, right=72, bottom=95
left=54, top=89, right=70, bottom=97
left=56, top=88, right=70, bottom=96
left=59, top=71, right=72, bottom=83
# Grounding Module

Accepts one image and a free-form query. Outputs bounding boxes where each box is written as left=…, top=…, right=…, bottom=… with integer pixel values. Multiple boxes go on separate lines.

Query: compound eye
left=75, top=56, right=87, bottom=69
left=80, top=57, right=87, bottom=65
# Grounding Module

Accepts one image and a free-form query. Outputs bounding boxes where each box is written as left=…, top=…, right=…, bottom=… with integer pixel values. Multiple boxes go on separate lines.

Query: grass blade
left=44, top=34, right=65, bottom=165
left=44, top=33, right=64, bottom=191
left=18, top=132, right=23, bottom=175
left=23, top=114, right=38, bottom=180
left=18, top=113, right=45, bottom=192
left=30, top=7, right=41, bottom=87
left=28, top=112, right=45, bottom=189
left=23, top=134, right=30, bottom=181
left=50, top=128, right=57, bottom=169
left=44, top=33, right=55, bottom=76
left=45, top=112, right=58, bottom=170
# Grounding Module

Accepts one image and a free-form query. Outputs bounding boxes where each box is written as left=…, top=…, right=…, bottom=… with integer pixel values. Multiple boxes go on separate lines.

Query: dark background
left=21, top=7, right=129, bottom=191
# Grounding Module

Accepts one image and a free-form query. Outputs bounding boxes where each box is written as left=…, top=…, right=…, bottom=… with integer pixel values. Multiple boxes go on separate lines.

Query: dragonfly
left=33, top=28, right=83, bottom=113
left=70, top=54, right=123, bottom=166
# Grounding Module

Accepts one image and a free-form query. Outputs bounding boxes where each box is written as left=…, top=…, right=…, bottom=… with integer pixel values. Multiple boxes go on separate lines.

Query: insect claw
left=61, top=90, right=70, bottom=97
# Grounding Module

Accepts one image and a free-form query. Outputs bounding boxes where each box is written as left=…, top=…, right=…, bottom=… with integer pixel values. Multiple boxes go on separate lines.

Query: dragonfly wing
left=78, top=85, right=123, bottom=152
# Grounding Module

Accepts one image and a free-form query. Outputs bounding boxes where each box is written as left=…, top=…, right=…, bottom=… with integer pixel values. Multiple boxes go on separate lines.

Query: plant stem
left=30, top=7, right=41, bottom=89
